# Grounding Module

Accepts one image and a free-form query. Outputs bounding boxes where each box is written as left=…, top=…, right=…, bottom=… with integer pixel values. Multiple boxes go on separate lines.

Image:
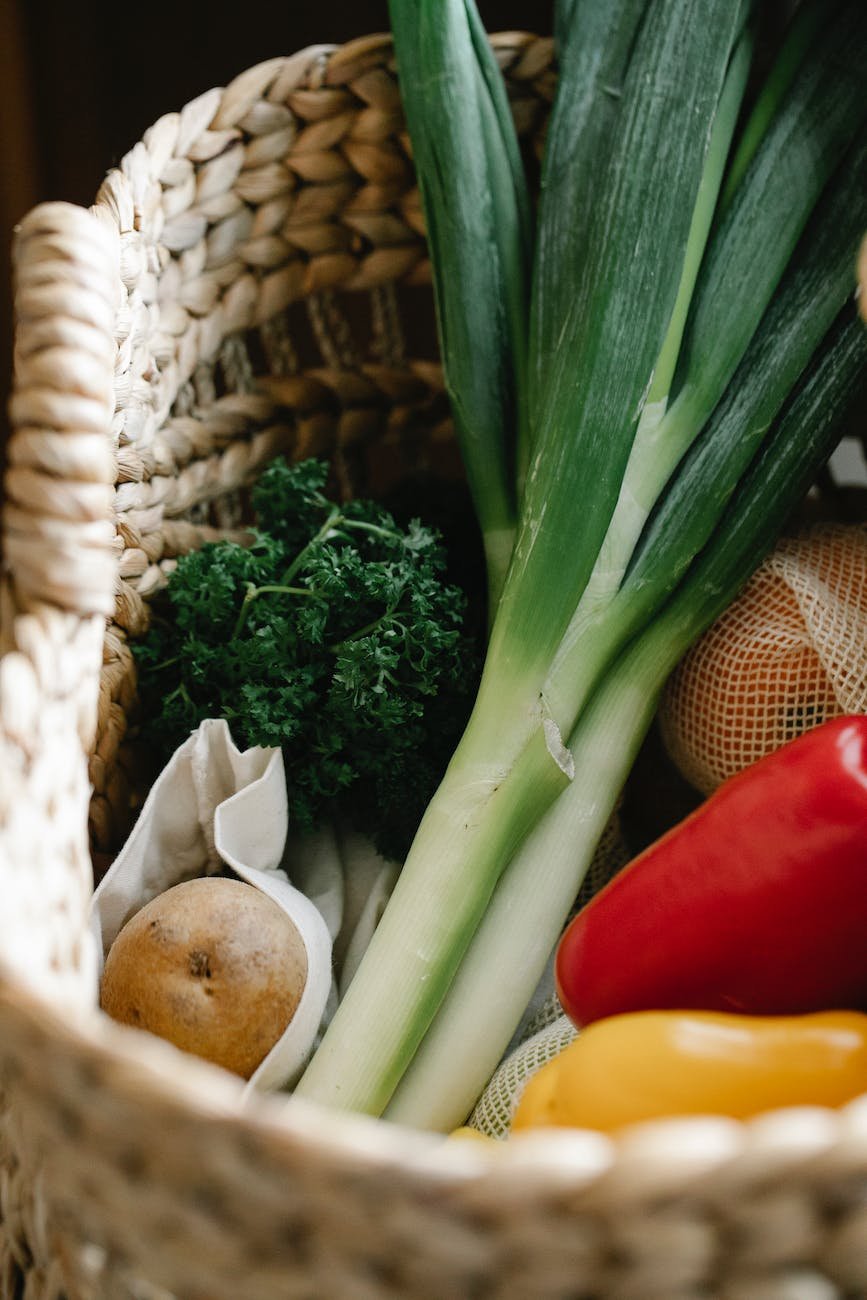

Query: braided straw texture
left=2, top=34, right=867, bottom=1300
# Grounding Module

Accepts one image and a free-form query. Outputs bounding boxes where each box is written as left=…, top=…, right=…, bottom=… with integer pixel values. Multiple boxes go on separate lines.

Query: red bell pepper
left=556, top=715, right=867, bottom=1027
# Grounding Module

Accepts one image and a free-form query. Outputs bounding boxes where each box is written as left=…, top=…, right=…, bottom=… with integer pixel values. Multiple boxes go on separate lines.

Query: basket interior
left=90, top=34, right=555, bottom=857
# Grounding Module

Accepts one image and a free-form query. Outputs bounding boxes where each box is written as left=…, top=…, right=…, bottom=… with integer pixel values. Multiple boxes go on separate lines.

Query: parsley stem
left=331, top=610, right=394, bottom=652
left=230, top=495, right=410, bottom=645
left=150, top=654, right=181, bottom=674
left=278, top=509, right=405, bottom=596
left=231, top=582, right=320, bottom=640
left=280, top=507, right=344, bottom=585
left=162, top=682, right=195, bottom=710
left=340, top=518, right=405, bottom=545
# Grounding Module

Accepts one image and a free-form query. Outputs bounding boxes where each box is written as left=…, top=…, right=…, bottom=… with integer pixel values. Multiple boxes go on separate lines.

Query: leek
left=386, top=295, right=867, bottom=1129
left=546, top=119, right=867, bottom=727
left=388, top=0, right=532, bottom=616
left=384, top=129, right=867, bottom=1127
left=295, top=0, right=867, bottom=1122
left=529, top=0, right=649, bottom=410
left=718, top=0, right=843, bottom=212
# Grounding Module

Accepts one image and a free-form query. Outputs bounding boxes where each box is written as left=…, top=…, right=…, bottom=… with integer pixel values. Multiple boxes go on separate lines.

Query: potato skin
left=100, top=877, right=308, bottom=1078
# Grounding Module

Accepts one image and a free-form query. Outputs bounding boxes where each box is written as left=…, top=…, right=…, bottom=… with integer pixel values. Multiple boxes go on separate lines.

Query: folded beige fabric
left=90, top=718, right=397, bottom=1093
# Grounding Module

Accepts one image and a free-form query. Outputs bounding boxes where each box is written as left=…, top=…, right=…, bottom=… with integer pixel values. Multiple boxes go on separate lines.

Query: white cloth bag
left=91, top=718, right=398, bottom=1093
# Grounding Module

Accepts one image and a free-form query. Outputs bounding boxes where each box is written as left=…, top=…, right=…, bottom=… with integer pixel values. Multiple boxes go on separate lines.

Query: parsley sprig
left=134, top=458, right=480, bottom=859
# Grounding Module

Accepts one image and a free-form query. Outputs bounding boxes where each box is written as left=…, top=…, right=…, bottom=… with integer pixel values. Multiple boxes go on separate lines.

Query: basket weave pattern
left=2, top=34, right=867, bottom=1300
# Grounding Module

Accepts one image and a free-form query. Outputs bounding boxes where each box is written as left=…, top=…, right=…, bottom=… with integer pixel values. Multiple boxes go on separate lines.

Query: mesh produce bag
left=660, top=522, right=867, bottom=795
left=470, top=1003, right=577, bottom=1139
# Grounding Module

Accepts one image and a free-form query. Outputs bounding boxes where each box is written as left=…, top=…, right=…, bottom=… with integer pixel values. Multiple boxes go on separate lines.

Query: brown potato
left=100, top=876, right=308, bottom=1079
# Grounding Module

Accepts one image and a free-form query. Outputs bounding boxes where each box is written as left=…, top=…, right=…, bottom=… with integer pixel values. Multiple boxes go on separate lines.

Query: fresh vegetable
left=659, top=522, right=867, bottom=796
left=555, top=717, right=867, bottom=1028
left=510, top=1010, right=867, bottom=1134
left=388, top=0, right=532, bottom=617
left=384, top=317, right=867, bottom=1130
left=295, top=0, right=867, bottom=1128
left=99, top=878, right=307, bottom=1079
left=134, top=458, right=479, bottom=861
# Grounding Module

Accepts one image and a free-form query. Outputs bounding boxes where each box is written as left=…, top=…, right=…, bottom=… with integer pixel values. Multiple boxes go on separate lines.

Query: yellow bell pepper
left=447, top=1126, right=497, bottom=1143
left=511, top=1010, right=867, bottom=1134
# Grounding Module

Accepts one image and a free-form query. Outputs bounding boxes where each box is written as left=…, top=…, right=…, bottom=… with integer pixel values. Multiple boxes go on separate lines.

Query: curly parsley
left=134, top=458, right=481, bottom=859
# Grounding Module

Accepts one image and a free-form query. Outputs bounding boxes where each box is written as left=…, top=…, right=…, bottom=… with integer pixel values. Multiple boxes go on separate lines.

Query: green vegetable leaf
left=388, top=0, right=533, bottom=613
left=134, top=458, right=481, bottom=859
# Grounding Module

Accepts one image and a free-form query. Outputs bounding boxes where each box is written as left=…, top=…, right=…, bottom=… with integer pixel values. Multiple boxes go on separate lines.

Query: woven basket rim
left=9, top=956, right=866, bottom=1200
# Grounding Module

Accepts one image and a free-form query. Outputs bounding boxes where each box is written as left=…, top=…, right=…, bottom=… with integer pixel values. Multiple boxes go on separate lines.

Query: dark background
left=0, top=0, right=553, bottom=433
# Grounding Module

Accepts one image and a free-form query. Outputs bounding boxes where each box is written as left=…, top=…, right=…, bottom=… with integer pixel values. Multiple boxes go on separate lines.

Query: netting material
left=660, top=523, right=867, bottom=795
left=470, top=1007, right=577, bottom=1139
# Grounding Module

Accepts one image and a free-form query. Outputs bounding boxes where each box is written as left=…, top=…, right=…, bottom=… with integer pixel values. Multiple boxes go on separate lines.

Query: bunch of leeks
left=295, top=0, right=867, bottom=1129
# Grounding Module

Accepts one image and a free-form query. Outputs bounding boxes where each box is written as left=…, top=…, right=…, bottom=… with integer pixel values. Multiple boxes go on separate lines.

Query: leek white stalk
left=384, top=646, right=663, bottom=1130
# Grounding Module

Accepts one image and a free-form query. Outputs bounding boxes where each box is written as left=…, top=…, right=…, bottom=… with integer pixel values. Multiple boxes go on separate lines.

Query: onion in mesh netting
left=659, top=522, right=867, bottom=796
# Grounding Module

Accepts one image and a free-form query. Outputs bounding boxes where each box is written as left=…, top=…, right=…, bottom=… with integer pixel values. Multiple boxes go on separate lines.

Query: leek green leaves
left=388, top=0, right=532, bottom=617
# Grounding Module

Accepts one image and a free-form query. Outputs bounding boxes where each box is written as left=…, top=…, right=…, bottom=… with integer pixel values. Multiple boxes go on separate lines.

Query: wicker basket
left=2, top=33, right=867, bottom=1300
